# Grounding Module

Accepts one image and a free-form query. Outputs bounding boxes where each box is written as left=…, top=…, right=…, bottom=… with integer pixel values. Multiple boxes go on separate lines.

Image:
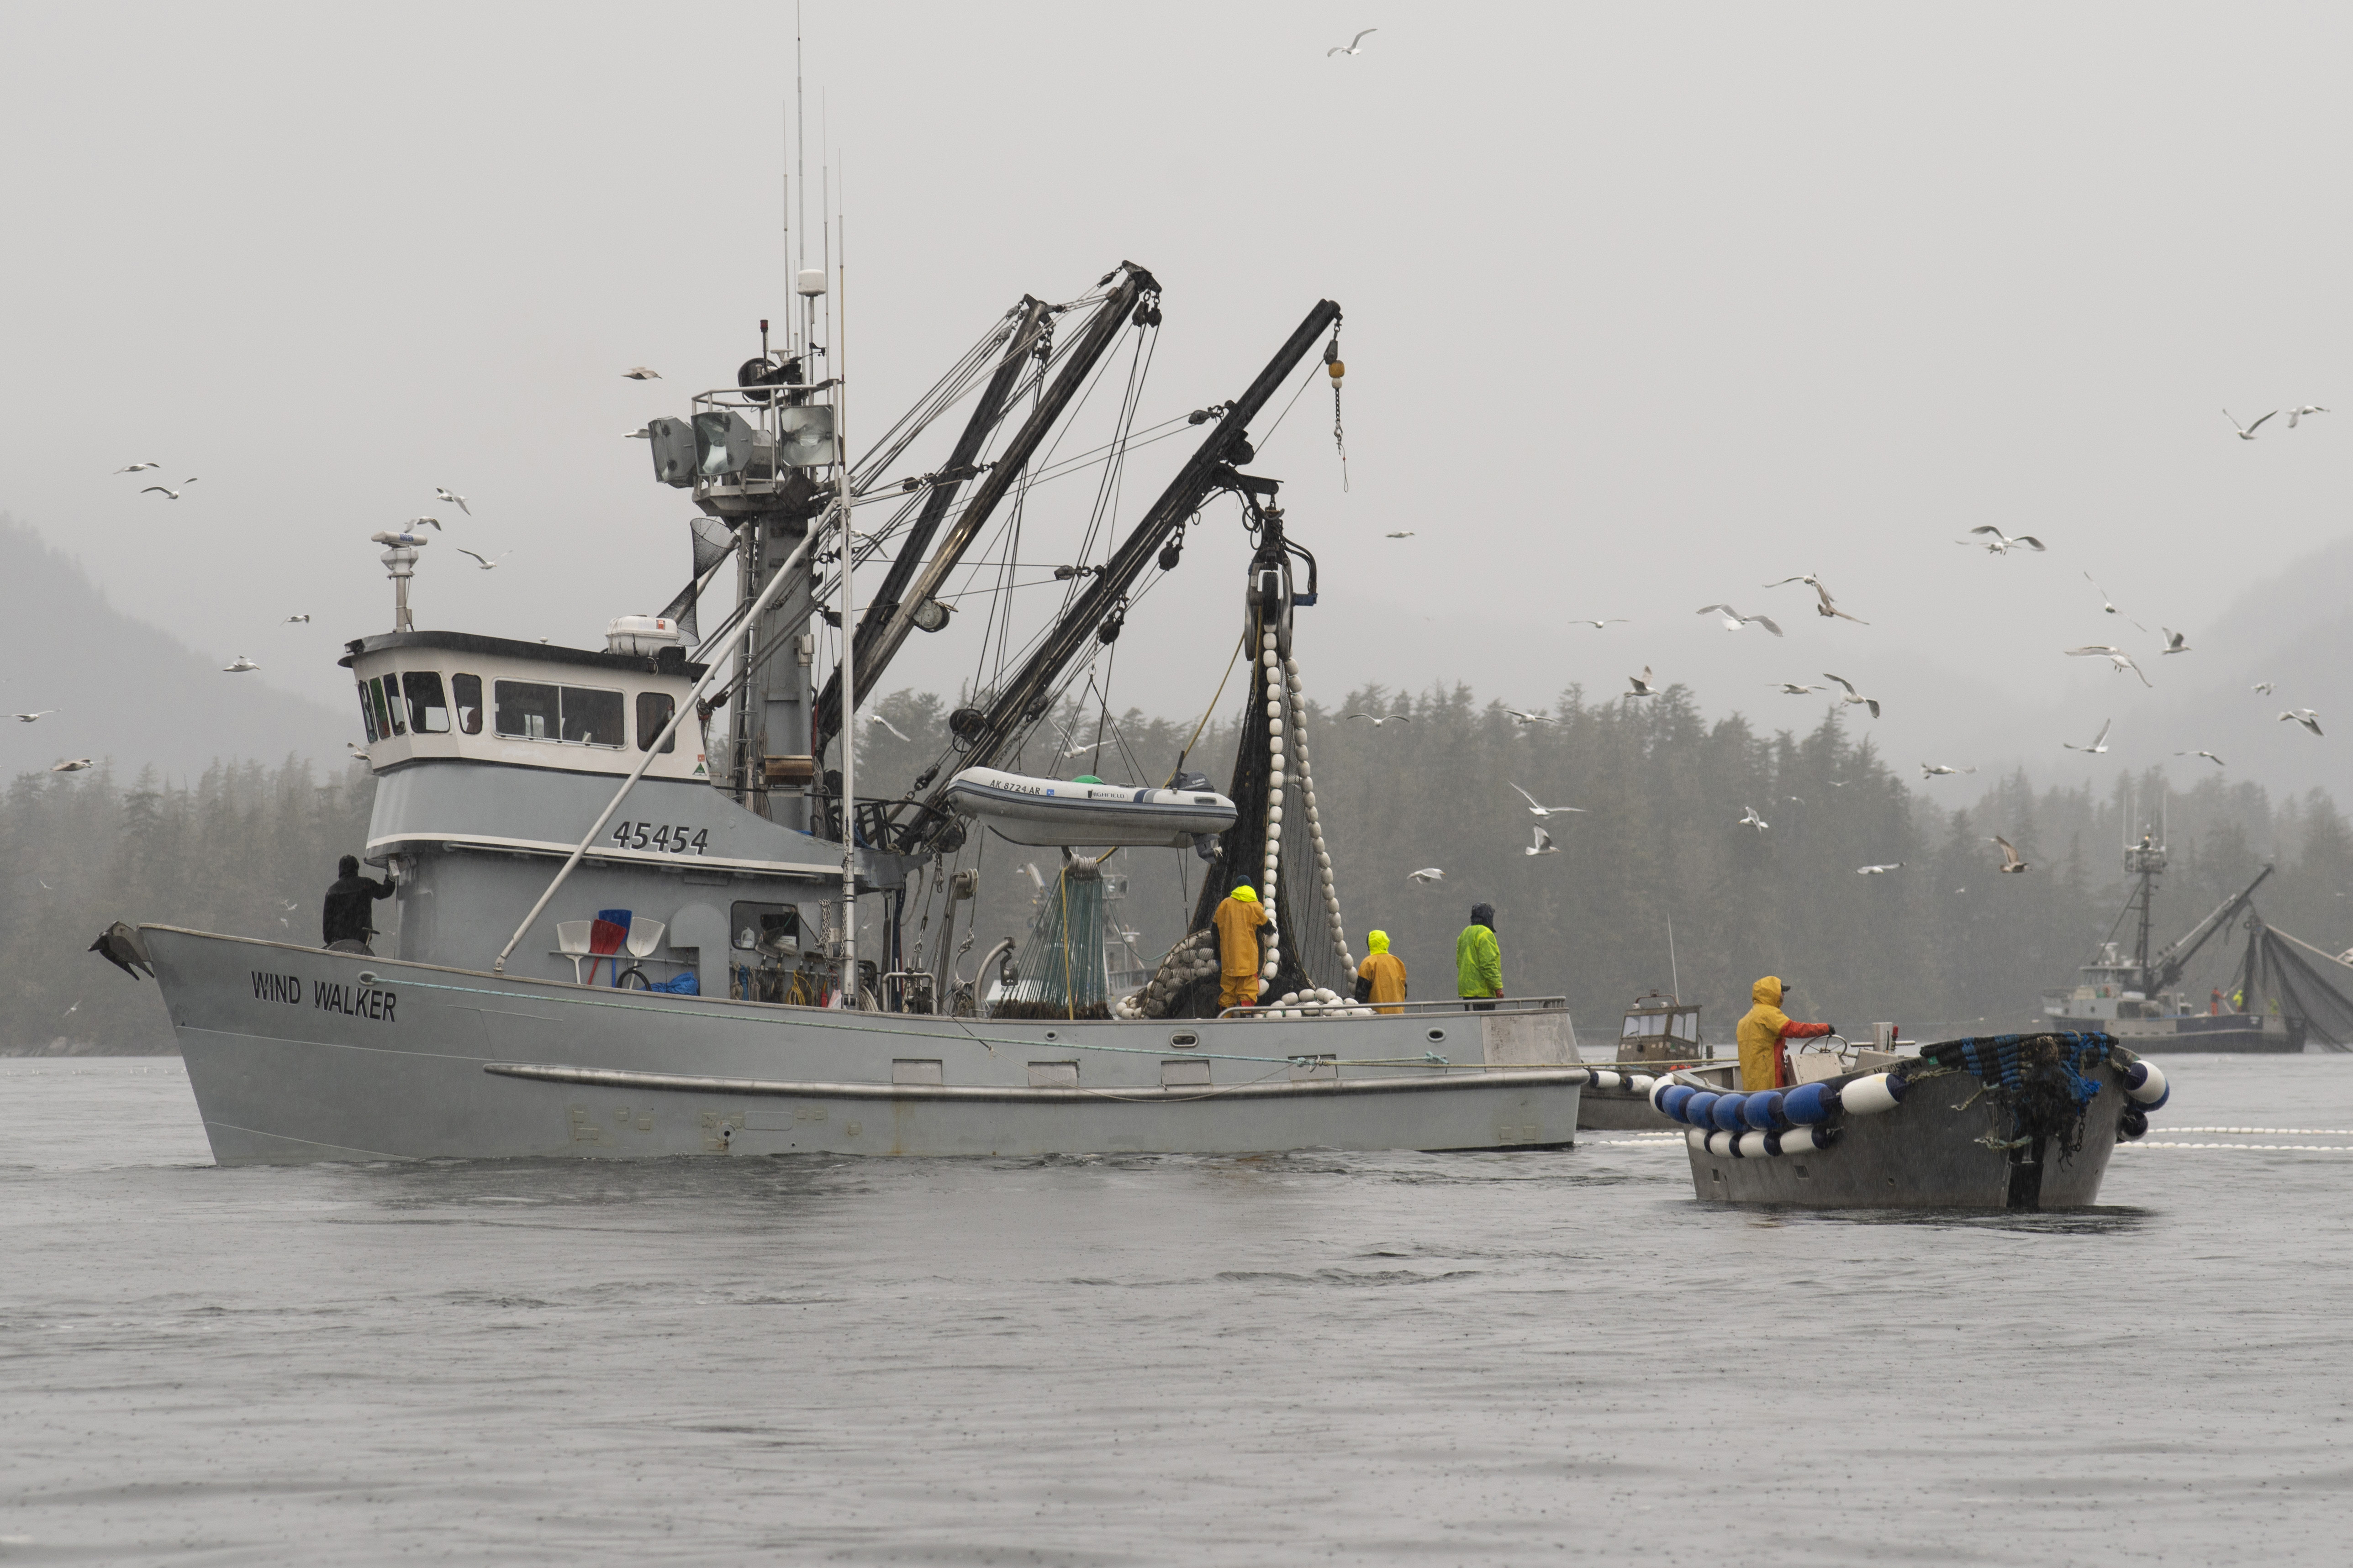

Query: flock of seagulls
left=1377, top=412, right=2330, bottom=883
left=2226, top=406, right=2330, bottom=439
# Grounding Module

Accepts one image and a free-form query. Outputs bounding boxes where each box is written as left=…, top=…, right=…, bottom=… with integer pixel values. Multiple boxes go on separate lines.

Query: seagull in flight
left=1992, top=836, right=2031, bottom=873
left=1566, top=618, right=1628, bottom=630
left=1503, top=707, right=1552, bottom=726
left=456, top=548, right=510, bottom=570
left=1407, top=867, right=1446, bottom=885
left=114, top=461, right=159, bottom=474
left=283, top=614, right=310, bottom=624
left=347, top=741, right=370, bottom=763
left=2159, top=627, right=2191, bottom=655
left=1920, top=763, right=1977, bottom=779
left=2280, top=709, right=2325, bottom=737
left=2289, top=405, right=2331, bottom=428
left=2175, top=749, right=2226, bottom=767
left=1697, top=604, right=1783, bottom=636
left=12, top=710, right=56, bottom=723
left=2082, top=572, right=2146, bottom=630
left=1328, top=27, right=1377, bottom=55
left=1737, top=805, right=1769, bottom=831
left=623, top=367, right=662, bottom=380
left=1766, top=573, right=1868, bottom=624
left=2062, top=718, right=2112, bottom=754
left=1768, top=682, right=1822, bottom=695
left=1961, top=525, right=2047, bottom=555
left=2065, top=645, right=2152, bottom=686
left=222, top=655, right=260, bottom=673
left=139, top=479, right=197, bottom=500
left=2225, top=408, right=2277, bottom=440
left=1509, top=783, right=1585, bottom=819
left=1822, top=672, right=1880, bottom=718
left=1344, top=711, right=1412, bottom=726
left=434, top=487, right=471, bottom=515
left=1525, top=826, right=1559, bottom=858
left=626, top=426, right=651, bottom=440
left=1857, top=863, right=1905, bottom=876
left=406, top=516, right=444, bottom=532
left=2252, top=680, right=2276, bottom=696
left=50, top=758, right=95, bottom=773
left=867, top=713, right=912, bottom=743
left=1626, top=667, right=1660, bottom=698
left=1383, top=531, right=1415, bottom=538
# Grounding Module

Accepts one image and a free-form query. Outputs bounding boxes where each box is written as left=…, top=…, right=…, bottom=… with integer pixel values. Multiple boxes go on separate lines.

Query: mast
left=835, top=227, right=857, bottom=1007
left=919, top=298, right=1342, bottom=820
left=2125, top=825, right=2165, bottom=989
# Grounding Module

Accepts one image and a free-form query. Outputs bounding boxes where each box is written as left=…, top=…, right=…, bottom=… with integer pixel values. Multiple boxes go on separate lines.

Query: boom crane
left=811, top=294, right=1055, bottom=754
left=839, top=263, right=1157, bottom=758
left=2146, top=864, right=2273, bottom=993
left=903, top=297, right=1343, bottom=844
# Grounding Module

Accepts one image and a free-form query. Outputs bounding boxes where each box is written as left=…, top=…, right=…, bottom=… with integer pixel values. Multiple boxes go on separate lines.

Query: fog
left=3, top=3, right=2348, bottom=800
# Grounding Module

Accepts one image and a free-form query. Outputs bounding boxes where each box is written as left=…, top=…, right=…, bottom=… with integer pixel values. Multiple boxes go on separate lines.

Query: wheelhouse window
left=403, top=672, right=451, bottom=734
left=356, top=679, right=380, bottom=743
left=560, top=687, right=625, bottom=747
left=637, top=691, right=676, bottom=753
left=371, top=675, right=405, bottom=736
left=494, top=679, right=558, bottom=741
left=452, top=673, right=483, bottom=735
left=494, top=680, right=624, bottom=747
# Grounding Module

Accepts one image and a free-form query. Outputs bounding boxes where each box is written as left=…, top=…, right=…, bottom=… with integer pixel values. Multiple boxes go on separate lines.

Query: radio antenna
left=1667, top=913, right=1680, bottom=1000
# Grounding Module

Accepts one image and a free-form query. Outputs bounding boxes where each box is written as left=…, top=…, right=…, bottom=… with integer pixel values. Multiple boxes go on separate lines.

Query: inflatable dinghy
left=944, top=767, right=1237, bottom=848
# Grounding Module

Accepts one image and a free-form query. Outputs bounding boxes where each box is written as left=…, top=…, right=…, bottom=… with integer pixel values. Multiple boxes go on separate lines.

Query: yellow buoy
left=1327, top=359, right=1345, bottom=381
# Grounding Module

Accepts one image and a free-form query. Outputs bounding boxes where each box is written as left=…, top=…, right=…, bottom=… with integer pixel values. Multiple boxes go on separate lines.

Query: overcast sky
left=4, top=4, right=2348, bottom=799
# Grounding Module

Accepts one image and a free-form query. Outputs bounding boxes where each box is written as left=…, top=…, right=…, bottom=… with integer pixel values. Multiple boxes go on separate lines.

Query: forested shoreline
left=9, top=682, right=2350, bottom=1052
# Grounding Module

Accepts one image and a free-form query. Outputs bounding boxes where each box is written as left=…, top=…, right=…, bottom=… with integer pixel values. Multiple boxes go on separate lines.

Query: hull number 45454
left=611, top=821, right=710, bottom=856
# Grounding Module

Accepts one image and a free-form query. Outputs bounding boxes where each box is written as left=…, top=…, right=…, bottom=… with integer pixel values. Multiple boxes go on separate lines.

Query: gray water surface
left=4, top=1057, right=2351, bottom=1564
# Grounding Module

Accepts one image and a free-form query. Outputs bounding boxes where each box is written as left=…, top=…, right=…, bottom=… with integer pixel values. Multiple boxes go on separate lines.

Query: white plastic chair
left=555, top=920, right=593, bottom=984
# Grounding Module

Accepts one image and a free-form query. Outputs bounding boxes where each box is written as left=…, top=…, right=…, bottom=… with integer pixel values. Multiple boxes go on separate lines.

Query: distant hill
left=0, top=515, right=350, bottom=780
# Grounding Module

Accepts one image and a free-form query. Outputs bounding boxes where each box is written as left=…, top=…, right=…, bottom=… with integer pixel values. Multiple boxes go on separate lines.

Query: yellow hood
left=1367, top=930, right=1389, bottom=954
left=1751, top=975, right=1783, bottom=1007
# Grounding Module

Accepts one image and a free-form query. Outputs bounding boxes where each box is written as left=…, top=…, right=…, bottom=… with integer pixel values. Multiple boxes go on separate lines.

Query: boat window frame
left=356, top=679, right=380, bottom=744
left=493, top=678, right=559, bottom=742
left=636, top=690, right=677, bottom=754
left=402, top=671, right=451, bottom=735
left=451, top=672, right=483, bottom=735
left=558, top=685, right=626, bottom=748
left=373, top=675, right=406, bottom=736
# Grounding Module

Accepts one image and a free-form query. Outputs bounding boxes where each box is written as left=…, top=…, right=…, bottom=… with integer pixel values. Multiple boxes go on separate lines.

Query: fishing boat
left=2040, top=834, right=2308, bottom=1052
left=1650, top=1032, right=2171, bottom=1210
left=1574, top=991, right=1731, bottom=1131
left=116, top=256, right=1583, bottom=1163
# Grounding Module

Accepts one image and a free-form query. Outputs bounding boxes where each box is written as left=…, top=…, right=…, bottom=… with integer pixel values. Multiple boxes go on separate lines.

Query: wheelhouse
left=341, top=631, right=710, bottom=783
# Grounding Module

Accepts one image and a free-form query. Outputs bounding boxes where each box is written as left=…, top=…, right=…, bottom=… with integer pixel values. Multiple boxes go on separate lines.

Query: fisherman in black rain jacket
left=322, top=854, right=394, bottom=952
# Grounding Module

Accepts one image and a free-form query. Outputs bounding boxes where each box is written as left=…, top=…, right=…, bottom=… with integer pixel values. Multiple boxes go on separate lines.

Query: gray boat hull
left=1686, top=1075, right=2128, bottom=1209
left=145, top=927, right=1584, bottom=1163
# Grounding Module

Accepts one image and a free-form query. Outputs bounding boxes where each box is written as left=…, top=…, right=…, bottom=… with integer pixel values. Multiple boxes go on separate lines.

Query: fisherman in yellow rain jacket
left=1736, top=975, right=1834, bottom=1091
left=1355, top=930, right=1408, bottom=1015
left=1213, top=884, right=1268, bottom=1010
